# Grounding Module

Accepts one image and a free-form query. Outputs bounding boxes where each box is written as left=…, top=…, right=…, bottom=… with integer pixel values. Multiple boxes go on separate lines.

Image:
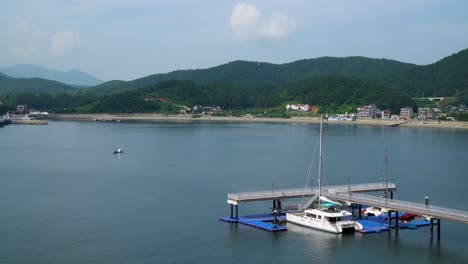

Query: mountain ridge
left=0, top=64, right=103, bottom=86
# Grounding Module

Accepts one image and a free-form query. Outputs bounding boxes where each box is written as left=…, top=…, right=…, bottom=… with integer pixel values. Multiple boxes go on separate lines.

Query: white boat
left=286, top=115, right=356, bottom=233
left=113, top=148, right=124, bottom=154
left=287, top=207, right=355, bottom=233
left=363, top=206, right=387, bottom=217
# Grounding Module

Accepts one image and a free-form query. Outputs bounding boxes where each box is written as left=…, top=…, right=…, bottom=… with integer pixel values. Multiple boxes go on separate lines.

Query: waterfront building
left=357, top=104, right=377, bottom=118
left=418, top=107, right=434, bottom=120
left=382, top=109, right=391, bottom=119
left=16, top=105, right=28, bottom=114
left=400, top=107, right=414, bottom=120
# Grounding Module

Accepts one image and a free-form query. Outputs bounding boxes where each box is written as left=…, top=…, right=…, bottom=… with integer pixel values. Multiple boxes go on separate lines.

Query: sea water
left=1, top=121, right=467, bottom=263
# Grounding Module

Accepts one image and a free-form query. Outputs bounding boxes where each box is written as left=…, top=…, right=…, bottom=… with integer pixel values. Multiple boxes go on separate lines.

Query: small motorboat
left=113, top=148, right=124, bottom=154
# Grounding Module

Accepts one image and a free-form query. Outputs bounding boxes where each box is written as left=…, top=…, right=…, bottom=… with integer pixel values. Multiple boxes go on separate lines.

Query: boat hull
left=286, top=213, right=355, bottom=234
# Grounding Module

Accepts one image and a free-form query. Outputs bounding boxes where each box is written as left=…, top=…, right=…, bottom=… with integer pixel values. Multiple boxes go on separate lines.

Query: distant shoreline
left=52, top=114, right=468, bottom=130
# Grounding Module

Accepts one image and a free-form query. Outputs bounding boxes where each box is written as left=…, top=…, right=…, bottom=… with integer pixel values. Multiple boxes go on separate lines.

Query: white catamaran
left=286, top=115, right=356, bottom=233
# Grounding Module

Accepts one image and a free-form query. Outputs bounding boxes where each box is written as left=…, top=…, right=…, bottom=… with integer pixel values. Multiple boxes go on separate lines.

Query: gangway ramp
left=322, top=191, right=468, bottom=225
left=227, top=182, right=396, bottom=205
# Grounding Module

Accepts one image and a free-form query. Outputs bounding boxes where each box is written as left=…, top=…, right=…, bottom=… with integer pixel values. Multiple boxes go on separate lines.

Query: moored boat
left=286, top=115, right=356, bottom=233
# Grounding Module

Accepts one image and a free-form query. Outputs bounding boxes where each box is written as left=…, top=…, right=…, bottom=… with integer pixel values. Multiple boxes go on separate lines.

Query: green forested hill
left=80, top=78, right=414, bottom=114
left=90, top=80, right=128, bottom=95
left=91, top=57, right=417, bottom=95
left=380, top=48, right=468, bottom=96
left=90, top=48, right=468, bottom=97
left=285, top=77, right=416, bottom=112
left=0, top=77, right=75, bottom=95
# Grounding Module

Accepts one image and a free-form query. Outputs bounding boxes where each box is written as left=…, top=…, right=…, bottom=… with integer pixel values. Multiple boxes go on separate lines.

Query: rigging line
left=321, top=122, right=330, bottom=187
left=301, top=127, right=320, bottom=204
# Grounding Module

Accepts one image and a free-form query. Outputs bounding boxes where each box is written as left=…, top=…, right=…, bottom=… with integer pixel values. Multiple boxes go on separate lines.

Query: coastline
left=52, top=113, right=468, bottom=130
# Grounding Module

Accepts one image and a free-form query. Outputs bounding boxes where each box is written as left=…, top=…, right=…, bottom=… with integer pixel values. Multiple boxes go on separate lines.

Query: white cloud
left=260, top=13, right=295, bottom=41
left=50, top=31, right=79, bottom=57
left=230, top=3, right=260, bottom=42
left=8, top=20, right=45, bottom=57
left=230, top=3, right=295, bottom=43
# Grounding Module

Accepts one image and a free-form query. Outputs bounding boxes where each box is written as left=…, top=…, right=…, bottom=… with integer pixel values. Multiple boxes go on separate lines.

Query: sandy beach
left=51, top=113, right=468, bottom=130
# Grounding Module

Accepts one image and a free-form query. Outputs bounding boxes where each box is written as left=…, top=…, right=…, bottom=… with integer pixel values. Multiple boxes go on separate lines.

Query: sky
left=1, top=0, right=468, bottom=81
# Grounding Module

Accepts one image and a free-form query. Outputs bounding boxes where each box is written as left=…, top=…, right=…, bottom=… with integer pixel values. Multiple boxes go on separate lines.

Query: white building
left=418, top=107, right=434, bottom=119
left=358, top=104, right=377, bottom=118
left=400, top=107, right=413, bottom=119
left=381, top=109, right=391, bottom=119
left=286, top=104, right=310, bottom=112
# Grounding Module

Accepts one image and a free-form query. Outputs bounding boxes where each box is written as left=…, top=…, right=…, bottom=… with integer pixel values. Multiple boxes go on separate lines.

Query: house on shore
left=400, top=107, right=413, bottom=120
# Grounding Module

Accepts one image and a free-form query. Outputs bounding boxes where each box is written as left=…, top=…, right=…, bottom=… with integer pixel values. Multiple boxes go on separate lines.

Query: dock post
left=273, top=210, right=277, bottom=226
left=390, top=191, right=393, bottom=200
left=278, top=200, right=282, bottom=210
left=437, top=219, right=441, bottom=240
left=230, top=204, right=233, bottom=219
left=395, top=211, right=399, bottom=228
left=395, top=211, right=399, bottom=234
left=358, top=204, right=362, bottom=219
left=273, top=200, right=276, bottom=210
left=388, top=211, right=392, bottom=228
left=351, top=204, right=355, bottom=219
left=430, top=219, right=433, bottom=240
left=235, top=205, right=238, bottom=219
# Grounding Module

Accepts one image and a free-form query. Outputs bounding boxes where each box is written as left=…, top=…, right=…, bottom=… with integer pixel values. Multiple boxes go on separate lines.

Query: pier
left=223, top=182, right=396, bottom=232
left=222, top=181, right=468, bottom=239
left=227, top=182, right=396, bottom=205
left=323, top=190, right=468, bottom=239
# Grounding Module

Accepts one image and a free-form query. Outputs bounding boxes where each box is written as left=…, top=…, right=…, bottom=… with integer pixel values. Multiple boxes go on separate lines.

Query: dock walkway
left=323, top=191, right=468, bottom=224
left=227, top=182, right=396, bottom=204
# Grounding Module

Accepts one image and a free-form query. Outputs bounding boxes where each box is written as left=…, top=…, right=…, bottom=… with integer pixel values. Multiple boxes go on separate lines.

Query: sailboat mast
left=318, top=115, right=323, bottom=200
left=384, top=146, right=388, bottom=196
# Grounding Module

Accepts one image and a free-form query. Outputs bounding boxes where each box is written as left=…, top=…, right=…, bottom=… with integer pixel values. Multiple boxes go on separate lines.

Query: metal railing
left=227, top=182, right=396, bottom=202
left=322, top=191, right=468, bottom=224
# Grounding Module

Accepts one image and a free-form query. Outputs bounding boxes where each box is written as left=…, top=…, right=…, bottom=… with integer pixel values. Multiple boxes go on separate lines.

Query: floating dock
left=10, top=119, right=48, bottom=125
left=220, top=213, right=287, bottom=232
left=223, top=181, right=468, bottom=239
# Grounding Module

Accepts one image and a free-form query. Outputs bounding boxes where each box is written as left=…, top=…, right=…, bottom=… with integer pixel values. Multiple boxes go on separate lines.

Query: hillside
left=0, top=64, right=103, bottom=86
left=91, top=57, right=416, bottom=95
left=0, top=77, right=75, bottom=95
left=79, top=78, right=414, bottom=114
left=380, top=48, right=468, bottom=96
left=91, top=48, right=468, bottom=97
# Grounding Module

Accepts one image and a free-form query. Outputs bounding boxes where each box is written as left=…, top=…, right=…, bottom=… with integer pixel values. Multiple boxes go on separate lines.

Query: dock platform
left=220, top=213, right=287, bottom=232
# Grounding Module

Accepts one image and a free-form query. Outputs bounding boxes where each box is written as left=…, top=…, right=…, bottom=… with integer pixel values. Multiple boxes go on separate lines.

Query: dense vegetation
left=379, top=48, right=468, bottom=97
left=284, top=77, right=416, bottom=113
left=72, top=78, right=413, bottom=114
left=0, top=48, right=466, bottom=115
left=0, top=77, right=75, bottom=95
left=0, top=93, right=96, bottom=113
left=91, top=57, right=416, bottom=95
left=90, top=48, right=468, bottom=98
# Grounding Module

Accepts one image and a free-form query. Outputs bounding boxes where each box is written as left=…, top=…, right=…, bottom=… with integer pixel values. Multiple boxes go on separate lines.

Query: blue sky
left=1, top=0, right=467, bottom=81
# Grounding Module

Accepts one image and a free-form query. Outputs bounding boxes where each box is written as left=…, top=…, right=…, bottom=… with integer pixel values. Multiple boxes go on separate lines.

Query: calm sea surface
left=1, top=121, right=467, bottom=263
